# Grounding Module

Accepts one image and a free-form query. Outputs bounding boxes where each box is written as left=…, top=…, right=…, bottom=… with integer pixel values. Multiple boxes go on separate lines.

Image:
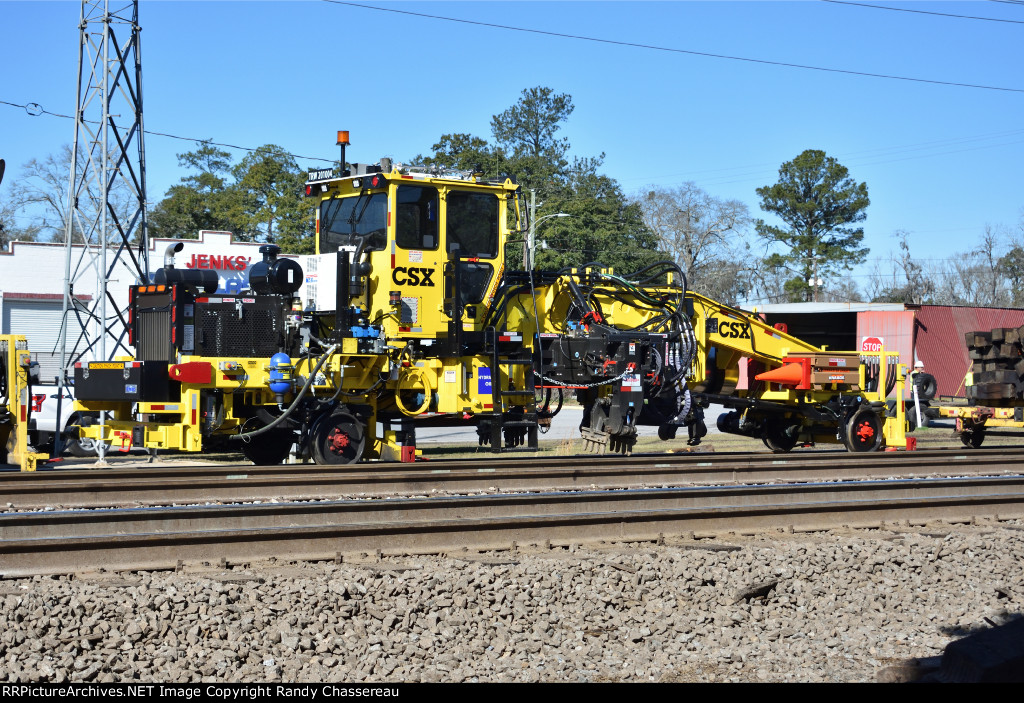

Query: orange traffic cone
left=755, top=362, right=805, bottom=386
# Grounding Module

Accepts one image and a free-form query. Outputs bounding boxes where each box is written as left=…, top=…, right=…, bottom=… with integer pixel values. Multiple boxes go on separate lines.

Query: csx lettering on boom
left=717, top=321, right=751, bottom=339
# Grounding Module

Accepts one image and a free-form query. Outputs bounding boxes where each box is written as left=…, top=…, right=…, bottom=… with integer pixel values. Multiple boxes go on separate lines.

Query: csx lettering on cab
left=392, top=267, right=435, bottom=286
left=717, top=321, right=751, bottom=339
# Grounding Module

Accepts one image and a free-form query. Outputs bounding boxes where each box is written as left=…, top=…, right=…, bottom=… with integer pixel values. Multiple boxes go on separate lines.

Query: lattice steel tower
left=57, top=0, right=149, bottom=454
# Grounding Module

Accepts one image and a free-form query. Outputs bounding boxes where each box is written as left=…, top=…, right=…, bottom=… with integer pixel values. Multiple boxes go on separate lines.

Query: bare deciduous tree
left=820, top=275, right=864, bottom=304
left=748, top=255, right=792, bottom=305
left=867, top=231, right=935, bottom=304
left=0, top=191, right=42, bottom=249
left=1001, top=212, right=1024, bottom=307
left=636, top=183, right=750, bottom=302
left=921, top=225, right=1016, bottom=307
left=9, top=145, right=133, bottom=244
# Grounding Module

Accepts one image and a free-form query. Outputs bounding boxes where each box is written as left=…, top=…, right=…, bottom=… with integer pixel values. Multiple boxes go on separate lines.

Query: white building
left=0, top=231, right=299, bottom=382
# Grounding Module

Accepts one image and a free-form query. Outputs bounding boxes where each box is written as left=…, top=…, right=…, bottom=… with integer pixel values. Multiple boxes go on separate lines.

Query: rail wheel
left=312, top=412, right=366, bottom=465
left=240, top=429, right=294, bottom=465
left=762, top=418, right=798, bottom=453
left=763, top=432, right=797, bottom=453
left=844, top=407, right=884, bottom=453
left=960, top=428, right=985, bottom=449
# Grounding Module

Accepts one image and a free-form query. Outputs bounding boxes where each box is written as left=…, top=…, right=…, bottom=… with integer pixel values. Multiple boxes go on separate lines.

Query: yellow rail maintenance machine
left=1, top=334, right=51, bottom=471
left=68, top=135, right=909, bottom=464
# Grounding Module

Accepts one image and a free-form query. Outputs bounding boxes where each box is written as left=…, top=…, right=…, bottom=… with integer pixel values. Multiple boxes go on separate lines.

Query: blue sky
left=3, top=0, right=1023, bottom=297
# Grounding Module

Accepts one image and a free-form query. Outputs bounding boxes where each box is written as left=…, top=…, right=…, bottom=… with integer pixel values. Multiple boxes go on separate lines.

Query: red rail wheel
left=312, top=411, right=366, bottom=465
left=844, top=407, right=883, bottom=453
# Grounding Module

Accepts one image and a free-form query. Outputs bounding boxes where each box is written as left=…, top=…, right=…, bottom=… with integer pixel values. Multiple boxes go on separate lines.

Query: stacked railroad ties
left=965, top=327, right=1024, bottom=402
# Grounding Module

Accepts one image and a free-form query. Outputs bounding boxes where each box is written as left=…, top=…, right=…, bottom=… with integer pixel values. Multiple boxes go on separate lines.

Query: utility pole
left=527, top=189, right=570, bottom=271
left=808, top=252, right=822, bottom=303
left=813, top=255, right=819, bottom=303
left=526, top=189, right=536, bottom=269
left=57, top=0, right=149, bottom=459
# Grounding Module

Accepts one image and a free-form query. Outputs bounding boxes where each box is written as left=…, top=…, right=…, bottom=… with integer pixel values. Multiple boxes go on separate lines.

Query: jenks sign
left=184, top=254, right=251, bottom=271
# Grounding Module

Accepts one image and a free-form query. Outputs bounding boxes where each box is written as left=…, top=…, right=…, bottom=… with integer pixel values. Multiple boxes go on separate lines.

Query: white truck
left=31, top=385, right=109, bottom=457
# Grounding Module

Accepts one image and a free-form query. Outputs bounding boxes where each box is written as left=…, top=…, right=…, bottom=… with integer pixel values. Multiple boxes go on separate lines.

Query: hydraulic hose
left=564, top=276, right=594, bottom=317
left=394, top=366, right=433, bottom=416
left=229, top=344, right=339, bottom=442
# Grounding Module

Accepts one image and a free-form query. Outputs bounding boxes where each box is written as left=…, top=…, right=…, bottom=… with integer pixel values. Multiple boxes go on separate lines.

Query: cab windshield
left=319, top=193, right=387, bottom=253
left=447, top=191, right=498, bottom=258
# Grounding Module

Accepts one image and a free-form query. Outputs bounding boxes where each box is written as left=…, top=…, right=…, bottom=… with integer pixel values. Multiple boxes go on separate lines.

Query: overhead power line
left=326, top=1, right=1024, bottom=94
left=619, top=128, right=1024, bottom=187
left=821, top=0, right=1024, bottom=24
left=0, top=99, right=334, bottom=164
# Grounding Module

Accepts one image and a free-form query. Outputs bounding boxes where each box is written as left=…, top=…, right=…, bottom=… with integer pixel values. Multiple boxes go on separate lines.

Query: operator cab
left=304, top=143, right=524, bottom=343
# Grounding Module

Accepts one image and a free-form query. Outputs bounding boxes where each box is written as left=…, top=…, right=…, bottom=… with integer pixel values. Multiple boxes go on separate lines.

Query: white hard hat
left=914, top=360, right=924, bottom=368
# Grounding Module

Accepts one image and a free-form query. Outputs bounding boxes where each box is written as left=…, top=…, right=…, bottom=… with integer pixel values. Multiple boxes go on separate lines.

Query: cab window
left=320, top=193, right=387, bottom=252
left=396, top=185, right=438, bottom=250
left=447, top=191, right=498, bottom=258
left=457, top=261, right=495, bottom=305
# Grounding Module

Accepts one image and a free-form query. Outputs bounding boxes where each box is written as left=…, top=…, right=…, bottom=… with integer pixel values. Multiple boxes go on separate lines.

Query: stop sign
left=861, top=336, right=884, bottom=352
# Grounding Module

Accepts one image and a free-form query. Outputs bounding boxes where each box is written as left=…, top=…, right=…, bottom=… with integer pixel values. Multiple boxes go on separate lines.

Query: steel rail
left=2, top=449, right=1021, bottom=510
left=1, top=476, right=1023, bottom=577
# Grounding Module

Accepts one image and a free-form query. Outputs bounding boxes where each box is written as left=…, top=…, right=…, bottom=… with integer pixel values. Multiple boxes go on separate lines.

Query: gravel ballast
left=1, top=522, right=1022, bottom=683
